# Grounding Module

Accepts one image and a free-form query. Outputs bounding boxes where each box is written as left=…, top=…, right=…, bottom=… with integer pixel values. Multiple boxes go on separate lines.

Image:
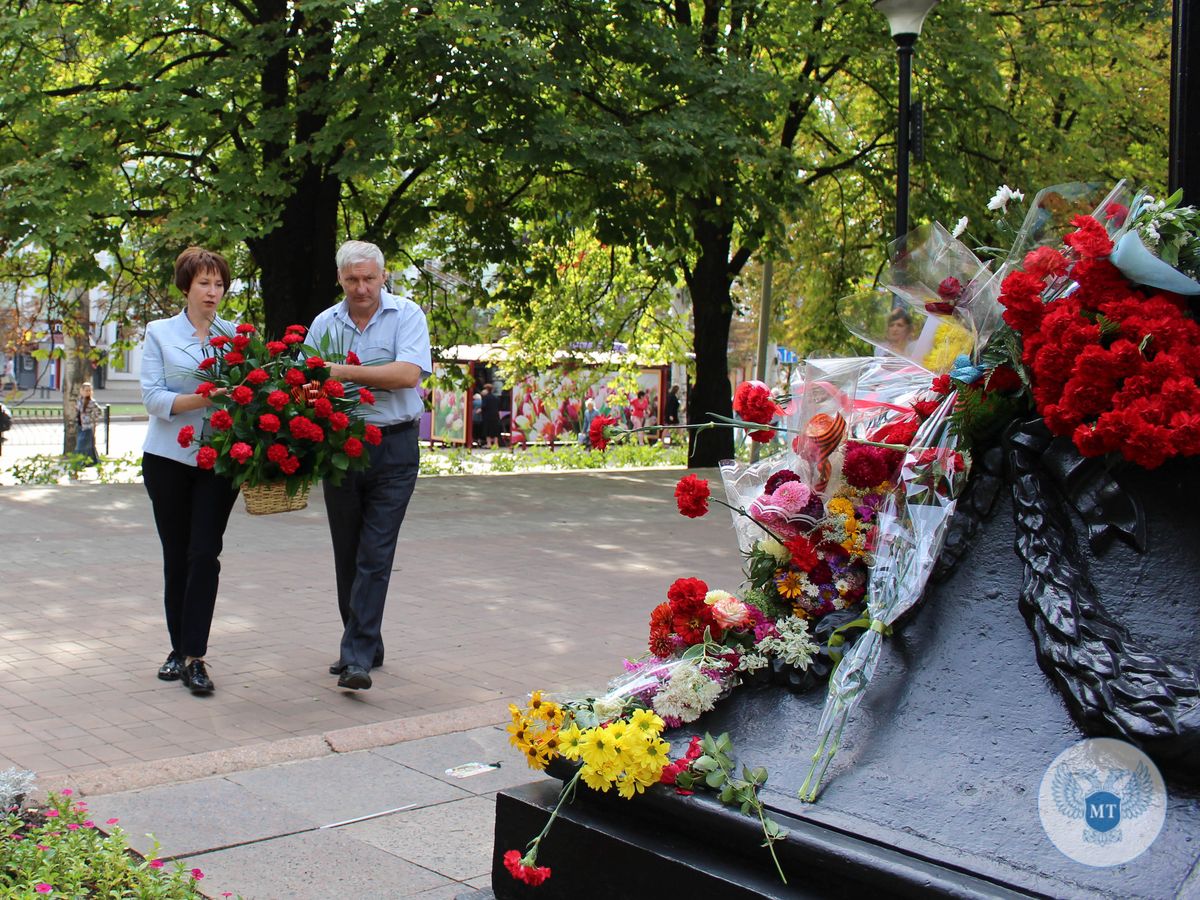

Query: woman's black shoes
left=157, top=651, right=184, bottom=681
left=180, top=659, right=214, bottom=694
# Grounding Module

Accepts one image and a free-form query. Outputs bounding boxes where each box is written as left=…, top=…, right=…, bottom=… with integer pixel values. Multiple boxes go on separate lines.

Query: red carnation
left=982, top=365, right=1021, bottom=394
left=869, top=418, right=919, bottom=447
left=1022, top=246, right=1068, bottom=280
left=282, top=332, right=304, bottom=345
left=232, top=335, right=251, bottom=351
left=231, top=385, right=254, bottom=405
left=194, top=381, right=217, bottom=397
left=343, top=437, right=364, bottom=458
left=323, top=380, right=346, bottom=399
left=357, top=387, right=374, bottom=405
left=285, top=324, right=307, bottom=335
left=266, top=341, right=287, bottom=356
left=733, top=380, right=782, bottom=427
left=503, top=850, right=551, bottom=887
left=198, top=357, right=217, bottom=370
left=285, top=369, right=307, bottom=387
left=305, top=356, right=326, bottom=370
left=329, top=411, right=350, bottom=431
left=843, top=442, right=899, bottom=488
left=279, top=455, right=300, bottom=475
left=345, top=351, right=361, bottom=365
left=588, top=414, right=619, bottom=451
left=912, top=399, right=941, bottom=419
left=176, top=425, right=195, bottom=448
left=674, top=474, right=710, bottom=518
left=196, top=447, right=218, bottom=469
left=785, top=535, right=819, bottom=572
left=224, top=350, right=246, bottom=366
left=667, top=577, right=708, bottom=610
left=267, top=443, right=289, bottom=463
left=236, top=323, right=257, bottom=335
left=930, top=374, right=952, bottom=395
left=364, top=424, right=382, bottom=446
left=258, top=413, right=281, bottom=433
left=1063, top=214, right=1113, bottom=259
left=937, top=277, right=963, bottom=301
left=210, top=409, right=233, bottom=431
left=208, top=336, right=229, bottom=349
left=763, top=469, right=802, bottom=494
left=246, top=368, right=270, bottom=386
left=229, top=442, right=254, bottom=464
left=266, top=390, right=290, bottom=411
left=313, top=397, right=333, bottom=419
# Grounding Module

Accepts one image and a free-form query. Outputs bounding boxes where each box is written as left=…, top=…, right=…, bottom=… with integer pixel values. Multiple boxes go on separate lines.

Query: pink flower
left=35, top=884, right=52, bottom=894
left=60, top=790, right=73, bottom=797
left=106, top=818, right=119, bottom=825
left=711, top=596, right=751, bottom=629
left=37, top=844, right=50, bottom=851
left=149, top=859, right=164, bottom=869
left=191, top=868, right=205, bottom=880
left=771, top=481, right=813, bottom=514
left=83, top=820, right=94, bottom=828
left=45, top=809, right=59, bottom=817
left=66, top=823, right=80, bottom=831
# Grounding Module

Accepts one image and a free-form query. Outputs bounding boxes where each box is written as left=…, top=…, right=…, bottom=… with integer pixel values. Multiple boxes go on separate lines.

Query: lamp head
left=873, top=0, right=940, bottom=40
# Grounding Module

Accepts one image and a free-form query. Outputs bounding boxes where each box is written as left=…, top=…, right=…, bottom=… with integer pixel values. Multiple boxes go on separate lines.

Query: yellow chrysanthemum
left=791, top=604, right=811, bottom=619
left=774, top=570, right=806, bottom=599
left=616, top=776, right=648, bottom=799
left=581, top=766, right=613, bottom=792
left=508, top=691, right=564, bottom=770
left=558, top=723, right=585, bottom=760
left=923, top=321, right=975, bottom=373
left=628, top=708, right=664, bottom=736
left=578, top=727, right=619, bottom=770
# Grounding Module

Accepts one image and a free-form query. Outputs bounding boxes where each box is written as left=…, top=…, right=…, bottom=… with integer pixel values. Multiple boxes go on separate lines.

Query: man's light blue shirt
left=141, top=310, right=235, bottom=466
left=308, top=290, right=432, bottom=425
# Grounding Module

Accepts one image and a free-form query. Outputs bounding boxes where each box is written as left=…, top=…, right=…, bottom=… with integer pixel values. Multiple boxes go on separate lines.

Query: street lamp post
left=873, top=0, right=939, bottom=241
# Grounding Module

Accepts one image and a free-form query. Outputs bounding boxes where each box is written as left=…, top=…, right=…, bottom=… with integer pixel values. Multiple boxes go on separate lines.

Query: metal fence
left=0, top=406, right=111, bottom=457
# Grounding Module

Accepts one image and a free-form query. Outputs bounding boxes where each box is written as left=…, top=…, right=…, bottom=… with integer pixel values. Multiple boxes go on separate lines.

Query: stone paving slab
left=0, top=469, right=739, bottom=783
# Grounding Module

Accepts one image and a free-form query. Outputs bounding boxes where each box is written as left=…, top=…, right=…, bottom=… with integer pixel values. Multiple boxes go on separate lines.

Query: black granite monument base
left=492, top=454, right=1200, bottom=899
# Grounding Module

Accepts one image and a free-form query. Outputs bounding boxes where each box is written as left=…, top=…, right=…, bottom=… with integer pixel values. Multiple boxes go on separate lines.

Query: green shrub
left=1, top=788, right=209, bottom=898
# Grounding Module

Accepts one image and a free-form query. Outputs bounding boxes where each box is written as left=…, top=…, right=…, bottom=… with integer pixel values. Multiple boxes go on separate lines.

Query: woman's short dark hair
left=886, top=307, right=913, bottom=327
left=174, top=246, right=231, bottom=295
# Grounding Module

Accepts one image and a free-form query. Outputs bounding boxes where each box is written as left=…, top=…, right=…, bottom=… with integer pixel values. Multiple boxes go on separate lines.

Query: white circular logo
left=1038, top=738, right=1167, bottom=866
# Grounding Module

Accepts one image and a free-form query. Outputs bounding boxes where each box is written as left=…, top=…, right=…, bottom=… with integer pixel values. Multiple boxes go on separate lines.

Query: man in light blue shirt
left=309, top=240, right=431, bottom=690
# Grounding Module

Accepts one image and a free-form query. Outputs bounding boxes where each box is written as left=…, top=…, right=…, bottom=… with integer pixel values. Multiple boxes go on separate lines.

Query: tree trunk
left=61, top=289, right=91, bottom=456
left=248, top=167, right=341, bottom=337
left=686, top=230, right=736, bottom=469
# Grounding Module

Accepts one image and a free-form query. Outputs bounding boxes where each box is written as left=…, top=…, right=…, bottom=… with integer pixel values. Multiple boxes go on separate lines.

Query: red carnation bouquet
left=999, top=210, right=1200, bottom=470
left=178, top=323, right=380, bottom=497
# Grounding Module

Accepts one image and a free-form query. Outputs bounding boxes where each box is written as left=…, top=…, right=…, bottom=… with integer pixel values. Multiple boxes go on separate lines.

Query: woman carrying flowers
left=140, top=246, right=239, bottom=696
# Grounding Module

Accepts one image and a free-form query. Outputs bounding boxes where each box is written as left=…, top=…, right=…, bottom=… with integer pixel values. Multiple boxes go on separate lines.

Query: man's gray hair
left=336, top=240, right=386, bottom=273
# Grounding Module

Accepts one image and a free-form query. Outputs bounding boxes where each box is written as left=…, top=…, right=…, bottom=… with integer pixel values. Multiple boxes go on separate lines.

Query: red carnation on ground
left=588, top=414, right=619, bottom=451
left=229, top=442, right=254, bottom=464
left=503, top=850, right=551, bottom=887
left=930, top=374, right=952, bottom=395
left=364, top=424, right=382, bottom=446
left=266, top=341, right=287, bottom=356
left=257, top=413, right=281, bottom=433
left=267, top=444, right=289, bottom=463
left=236, top=323, right=257, bottom=335
left=674, top=474, right=710, bottom=518
left=176, top=426, right=194, bottom=448
left=305, top=356, right=326, bottom=370
left=843, top=442, right=899, bottom=488
left=285, top=369, right=307, bottom=387
left=912, top=399, right=941, bottom=419
left=345, top=351, right=360, bottom=365
left=198, top=357, right=217, bottom=370
left=232, top=335, right=251, bottom=351
left=230, top=385, right=254, bottom=405
left=246, top=368, right=270, bottom=386
left=196, top=447, right=217, bottom=469
left=223, top=351, right=245, bottom=366
left=210, top=409, right=233, bottom=431
left=1022, top=246, right=1068, bottom=280
left=324, top=380, right=346, bottom=399
left=194, top=381, right=217, bottom=397
left=266, top=390, right=290, bottom=411
left=343, top=437, right=364, bottom=458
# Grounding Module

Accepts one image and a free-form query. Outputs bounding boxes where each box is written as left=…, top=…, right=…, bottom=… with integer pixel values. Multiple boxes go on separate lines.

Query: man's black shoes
left=157, top=651, right=184, bottom=681
left=329, top=652, right=383, bottom=675
left=337, top=665, right=372, bottom=690
left=180, top=659, right=214, bottom=694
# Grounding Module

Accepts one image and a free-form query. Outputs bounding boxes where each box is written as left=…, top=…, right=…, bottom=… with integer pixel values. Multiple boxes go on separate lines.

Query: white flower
left=704, top=589, right=734, bottom=606
left=757, top=537, right=790, bottom=564
left=951, top=216, right=969, bottom=238
left=987, top=184, right=1024, bottom=213
left=651, top=660, right=725, bottom=723
left=757, top=617, right=818, bottom=669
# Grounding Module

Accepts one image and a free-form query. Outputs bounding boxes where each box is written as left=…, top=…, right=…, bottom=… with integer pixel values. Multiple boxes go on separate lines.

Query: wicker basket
left=241, top=481, right=310, bottom=516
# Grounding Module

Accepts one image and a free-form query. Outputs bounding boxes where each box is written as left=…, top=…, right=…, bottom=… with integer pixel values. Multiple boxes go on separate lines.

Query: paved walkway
left=0, top=469, right=742, bottom=897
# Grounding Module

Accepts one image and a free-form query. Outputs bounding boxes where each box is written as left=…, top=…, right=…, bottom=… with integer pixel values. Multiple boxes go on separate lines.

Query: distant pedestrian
left=141, top=246, right=239, bottom=696
left=74, top=381, right=104, bottom=465
left=472, top=391, right=483, bottom=447
left=579, top=397, right=598, bottom=446
left=663, top=384, right=680, bottom=442
left=630, top=390, right=649, bottom=444
left=3, top=357, right=14, bottom=391
left=310, top=239, right=432, bottom=691
left=480, top=383, right=501, bottom=449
